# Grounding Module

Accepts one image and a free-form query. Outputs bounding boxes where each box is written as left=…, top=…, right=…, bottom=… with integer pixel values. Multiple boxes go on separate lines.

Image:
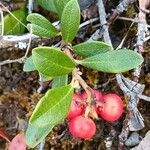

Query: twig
left=28, top=0, right=34, bottom=14
left=88, top=29, right=102, bottom=41
left=88, top=16, right=150, bottom=42
left=72, top=68, right=98, bottom=118
left=63, top=46, right=93, bottom=97
left=0, top=57, right=24, bottom=66
left=97, top=0, right=112, bottom=46
left=116, top=22, right=134, bottom=49
left=72, top=68, right=93, bottom=99
left=118, top=0, right=148, bottom=148
left=1, top=34, right=38, bottom=42
left=24, top=24, right=32, bottom=58
left=79, top=17, right=99, bottom=28
left=144, top=35, right=150, bottom=42
left=37, top=140, right=45, bottom=150
left=0, top=7, right=4, bottom=36
left=63, top=45, right=98, bottom=119
left=0, top=34, right=51, bottom=51
left=96, top=0, right=149, bottom=149
left=108, top=0, right=136, bottom=24
left=118, top=16, right=150, bottom=28
left=0, top=24, right=33, bottom=66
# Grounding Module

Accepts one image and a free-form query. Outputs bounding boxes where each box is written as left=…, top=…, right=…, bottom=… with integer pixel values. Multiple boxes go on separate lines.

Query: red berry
left=69, top=116, right=96, bottom=139
left=82, top=90, right=103, bottom=101
left=98, top=93, right=124, bottom=122
left=67, top=93, right=84, bottom=120
left=82, top=90, right=104, bottom=113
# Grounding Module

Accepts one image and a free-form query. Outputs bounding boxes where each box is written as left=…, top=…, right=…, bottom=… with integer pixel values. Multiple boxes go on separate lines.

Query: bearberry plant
left=23, top=0, right=144, bottom=148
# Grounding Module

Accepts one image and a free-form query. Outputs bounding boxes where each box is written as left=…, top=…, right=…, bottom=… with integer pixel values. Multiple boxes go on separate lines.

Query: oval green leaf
left=25, top=84, right=73, bottom=148
left=23, top=56, right=36, bottom=72
left=54, top=0, right=71, bottom=17
left=73, top=41, right=113, bottom=57
left=52, top=75, right=68, bottom=88
left=61, top=0, right=80, bottom=42
left=36, top=0, right=57, bottom=13
left=32, top=47, right=76, bottom=76
left=3, top=9, right=27, bottom=35
left=39, top=73, right=53, bottom=81
left=27, top=13, right=59, bottom=38
left=80, top=49, right=144, bottom=73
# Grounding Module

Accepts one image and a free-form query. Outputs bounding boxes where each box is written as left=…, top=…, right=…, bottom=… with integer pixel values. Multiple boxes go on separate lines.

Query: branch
left=0, top=57, right=25, bottom=66
left=0, top=18, right=98, bottom=50
left=0, top=26, right=33, bottom=67
left=0, top=7, right=4, bottom=36
left=63, top=45, right=98, bottom=119
left=97, top=0, right=150, bottom=149
left=97, top=0, right=112, bottom=46
left=108, top=0, right=136, bottom=24
left=118, top=0, right=149, bottom=148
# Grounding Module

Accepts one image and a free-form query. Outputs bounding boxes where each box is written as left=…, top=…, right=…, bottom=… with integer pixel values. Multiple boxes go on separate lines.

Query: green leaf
left=52, top=75, right=68, bottom=88
left=23, top=56, right=53, bottom=81
left=61, top=0, right=80, bottom=42
left=54, top=0, right=71, bottom=17
left=23, top=56, right=36, bottom=72
left=2, top=9, right=27, bottom=35
left=73, top=41, right=113, bottom=57
left=36, top=0, right=57, bottom=13
left=32, top=47, right=76, bottom=76
left=26, top=84, right=73, bottom=148
left=80, top=49, right=144, bottom=73
left=39, top=73, right=53, bottom=81
left=27, top=13, right=59, bottom=38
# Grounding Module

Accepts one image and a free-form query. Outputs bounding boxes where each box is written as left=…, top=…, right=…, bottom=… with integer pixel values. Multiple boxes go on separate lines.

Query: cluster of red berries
left=67, top=90, right=124, bottom=139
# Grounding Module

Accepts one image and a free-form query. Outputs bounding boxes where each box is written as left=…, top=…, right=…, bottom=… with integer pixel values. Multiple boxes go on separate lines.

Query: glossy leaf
left=3, top=9, right=27, bottom=35
left=32, top=47, right=76, bottom=76
left=26, top=84, right=73, bottom=148
left=9, top=133, right=26, bottom=150
left=36, top=0, right=57, bottom=13
left=52, top=75, right=68, bottom=88
left=61, top=0, right=80, bottom=42
left=27, top=13, right=59, bottom=38
left=23, top=56, right=36, bottom=72
left=54, top=0, right=71, bottom=17
left=73, top=41, right=113, bottom=57
left=80, top=49, right=144, bottom=73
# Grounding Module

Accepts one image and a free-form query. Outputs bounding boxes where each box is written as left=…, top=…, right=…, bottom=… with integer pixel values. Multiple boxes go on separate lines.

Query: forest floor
left=0, top=46, right=150, bottom=150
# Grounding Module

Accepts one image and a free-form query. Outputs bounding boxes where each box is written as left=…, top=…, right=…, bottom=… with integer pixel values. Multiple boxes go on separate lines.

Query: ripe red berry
left=82, top=90, right=104, bottom=113
left=98, top=93, right=124, bottom=122
left=67, top=93, right=84, bottom=120
left=69, top=116, right=96, bottom=139
left=82, top=90, right=103, bottom=101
